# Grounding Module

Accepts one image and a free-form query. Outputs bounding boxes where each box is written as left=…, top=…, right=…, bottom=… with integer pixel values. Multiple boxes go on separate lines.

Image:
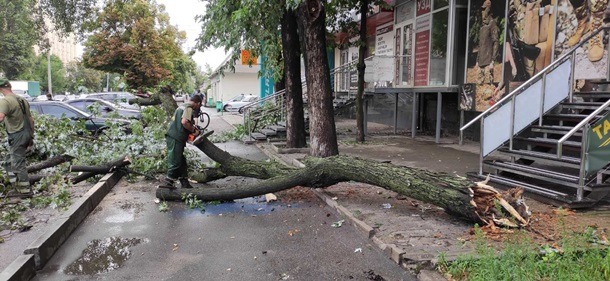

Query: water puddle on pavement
left=174, top=196, right=298, bottom=218
left=64, top=237, right=144, bottom=275
left=104, top=208, right=136, bottom=223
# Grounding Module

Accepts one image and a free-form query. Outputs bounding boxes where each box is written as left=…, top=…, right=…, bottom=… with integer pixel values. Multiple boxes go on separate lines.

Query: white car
left=223, top=94, right=258, bottom=113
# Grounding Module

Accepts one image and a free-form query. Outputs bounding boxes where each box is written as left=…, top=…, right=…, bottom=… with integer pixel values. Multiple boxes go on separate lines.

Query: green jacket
left=166, top=102, right=195, bottom=142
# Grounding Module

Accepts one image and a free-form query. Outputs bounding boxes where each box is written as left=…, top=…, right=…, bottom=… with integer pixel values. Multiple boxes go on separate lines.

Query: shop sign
left=414, top=15, right=430, bottom=86
left=586, top=113, right=610, bottom=176
left=416, top=0, right=431, bottom=16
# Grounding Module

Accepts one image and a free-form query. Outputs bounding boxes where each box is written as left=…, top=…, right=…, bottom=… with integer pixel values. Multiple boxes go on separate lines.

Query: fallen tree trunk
left=157, top=137, right=530, bottom=226
left=128, top=98, right=161, bottom=106
left=27, top=154, right=74, bottom=173
left=69, top=156, right=131, bottom=184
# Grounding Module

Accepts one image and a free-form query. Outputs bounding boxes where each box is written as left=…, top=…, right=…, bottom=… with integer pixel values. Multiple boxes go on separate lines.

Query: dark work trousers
left=4, top=129, right=32, bottom=186
left=165, top=136, right=188, bottom=181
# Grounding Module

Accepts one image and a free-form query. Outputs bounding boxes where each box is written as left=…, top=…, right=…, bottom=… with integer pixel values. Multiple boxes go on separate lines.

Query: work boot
left=567, top=5, right=589, bottom=47
left=15, top=181, right=32, bottom=198
left=588, top=12, right=605, bottom=62
left=179, top=178, right=193, bottom=189
left=158, top=177, right=177, bottom=190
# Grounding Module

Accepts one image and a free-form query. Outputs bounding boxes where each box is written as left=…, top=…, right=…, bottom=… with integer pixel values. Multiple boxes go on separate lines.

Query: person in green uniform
left=0, top=78, right=35, bottom=196
left=159, top=95, right=203, bottom=189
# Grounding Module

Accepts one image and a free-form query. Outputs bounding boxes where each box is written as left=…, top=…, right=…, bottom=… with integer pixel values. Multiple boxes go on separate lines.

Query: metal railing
left=460, top=27, right=608, bottom=139
left=459, top=26, right=610, bottom=201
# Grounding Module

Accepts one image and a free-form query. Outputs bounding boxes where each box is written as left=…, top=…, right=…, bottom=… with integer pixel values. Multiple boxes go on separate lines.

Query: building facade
left=207, top=52, right=261, bottom=106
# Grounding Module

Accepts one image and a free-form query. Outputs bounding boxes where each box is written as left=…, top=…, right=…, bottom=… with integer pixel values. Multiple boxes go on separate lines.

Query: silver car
left=223, top=94, right=258, bottom=113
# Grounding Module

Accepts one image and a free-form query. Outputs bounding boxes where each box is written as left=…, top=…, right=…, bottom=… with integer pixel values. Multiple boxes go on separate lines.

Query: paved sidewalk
left=220, top=115, right=483, bottom=277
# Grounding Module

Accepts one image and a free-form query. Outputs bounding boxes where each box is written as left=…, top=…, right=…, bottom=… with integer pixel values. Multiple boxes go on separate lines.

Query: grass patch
left=438, top=225, right=610, bottom=280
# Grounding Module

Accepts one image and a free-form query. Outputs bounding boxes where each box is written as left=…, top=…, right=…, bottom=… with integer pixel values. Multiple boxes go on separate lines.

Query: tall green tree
left=82, top=0, right=193, bottom=91
left=298, top=0, right=339, bottom=157
left=197, top=0, right=308, bottom=148
left=0, top=0, right=98, bottom=79
left=0, top=0, right=37, bottom=79
left=35, top=54, right=66, bottom=93
left=65, top=60, right=105, bottom=94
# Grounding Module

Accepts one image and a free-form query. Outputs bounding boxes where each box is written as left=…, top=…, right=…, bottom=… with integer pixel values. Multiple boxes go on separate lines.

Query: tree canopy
left=82, top=0, right=196, bottom=91
left=34, top=55, right=67, bottom=93
left=0, top=0, right=38, bottom=79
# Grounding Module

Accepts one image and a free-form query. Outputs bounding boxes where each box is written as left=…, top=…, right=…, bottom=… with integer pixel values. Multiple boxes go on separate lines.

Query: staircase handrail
left=557, top=99, right=610, bottom=158
left=459, top=26, right=609, bottom=139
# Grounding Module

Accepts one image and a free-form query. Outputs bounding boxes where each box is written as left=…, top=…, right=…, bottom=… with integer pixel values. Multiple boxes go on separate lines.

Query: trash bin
left=207, top=97, right=214, bottom=107
left=216, top=101, right=223, bottom=112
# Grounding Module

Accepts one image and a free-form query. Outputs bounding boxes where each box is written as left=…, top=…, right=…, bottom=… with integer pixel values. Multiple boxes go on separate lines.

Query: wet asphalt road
left=32, top=108, right=416, bottom=281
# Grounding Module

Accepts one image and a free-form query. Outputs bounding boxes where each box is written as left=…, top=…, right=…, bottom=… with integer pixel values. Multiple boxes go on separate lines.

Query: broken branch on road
left=156, top=134, right=530, bottom=227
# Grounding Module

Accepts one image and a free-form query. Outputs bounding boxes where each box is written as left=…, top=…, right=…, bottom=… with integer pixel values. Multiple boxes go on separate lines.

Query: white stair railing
left=459, top=27, right=609, bottom=175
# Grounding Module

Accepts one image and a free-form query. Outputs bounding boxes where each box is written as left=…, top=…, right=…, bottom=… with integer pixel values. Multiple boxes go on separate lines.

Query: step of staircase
left=572, top=91, right=610, bottom=99
left=250, top=132, right=267, bottom=140
left=467, top=173, right=598, bottom=208
left=497, top=148, right=581, bottom=168
left=268, top=125, right=286, bottom=133
left=260, top=128, right=277, bottom=137
left=513, top=137, right=582, bottom=150
left=544, top=113, right=600, bottom=121
left=483, top=160, right=581, bottom=187
left=560, top=102, right=606, bottom=110
left=530, top=125, right=583, bottom=136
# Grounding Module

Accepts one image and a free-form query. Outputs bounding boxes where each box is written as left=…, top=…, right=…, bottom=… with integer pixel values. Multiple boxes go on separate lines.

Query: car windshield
left=231, top=95, right=245, bottom=102
left=243, top=96, right=258, bottom=102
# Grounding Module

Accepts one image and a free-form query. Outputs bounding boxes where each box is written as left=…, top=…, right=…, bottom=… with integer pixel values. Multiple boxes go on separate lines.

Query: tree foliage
left=0, top=0, right=38, bottom=79
left=82, top=0, right=196, bottom=91
left=195, top=0, right=284, bottom=79
left=65, top=60, right=106, bottom=94
left=34, top=55, right=67, bottom=93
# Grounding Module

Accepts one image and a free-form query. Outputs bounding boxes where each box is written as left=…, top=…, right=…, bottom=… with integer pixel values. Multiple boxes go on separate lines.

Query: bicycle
left=195, top=111, right=210, bottom=132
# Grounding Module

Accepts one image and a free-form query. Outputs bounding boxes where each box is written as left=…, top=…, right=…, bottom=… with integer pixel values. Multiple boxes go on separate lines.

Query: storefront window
left=429, top=9, right=448, bottom=86
left=433, top=0, right=448, bottom=10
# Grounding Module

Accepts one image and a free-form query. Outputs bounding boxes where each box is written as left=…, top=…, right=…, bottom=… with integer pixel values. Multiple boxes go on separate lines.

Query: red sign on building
left=414, top=31, right=430, bottom=86
left=416, top=0, right=431, bottom=16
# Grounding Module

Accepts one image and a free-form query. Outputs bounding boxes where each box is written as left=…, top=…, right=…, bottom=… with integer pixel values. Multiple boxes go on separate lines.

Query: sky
left=156, top=0, right=228, bottom=70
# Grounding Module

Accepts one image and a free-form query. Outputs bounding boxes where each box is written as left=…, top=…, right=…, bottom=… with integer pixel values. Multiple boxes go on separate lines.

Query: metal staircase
left=460, top=27, right=610, bottom=208
left=241, top=59, right=368, bottom=142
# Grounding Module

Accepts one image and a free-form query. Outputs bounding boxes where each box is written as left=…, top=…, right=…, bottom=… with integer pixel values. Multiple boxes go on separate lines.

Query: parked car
left=87, top=92, right=140, bottom=110
left=29, top=101, right=131, bottom=135
left=65, top=97, right=141, bottom=119
left=12, top=90, right=35, bottom=101
left=223, top=94, right=258, bottom=113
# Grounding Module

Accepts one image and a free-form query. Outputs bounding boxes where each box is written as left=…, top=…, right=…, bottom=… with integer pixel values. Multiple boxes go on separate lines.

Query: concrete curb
left=0, top=255, right=35, bottom=281
left=0, top=171, right=124, bottom=281
left=256, top=143, right=447, bottom=280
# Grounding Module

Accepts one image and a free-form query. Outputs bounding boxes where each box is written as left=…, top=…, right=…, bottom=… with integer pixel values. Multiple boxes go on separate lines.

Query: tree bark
left=356, top=0, right=368, bottom=143
left=282, top=7, right=307, bottom=149
left=158, top=86, right=179, bottom=116
left=69, top=156, right=131, bottom=184
left=157, top=137, right=530, bottom=225
left=27, top=154, right=74, bottom=173
left=298, top=0, right=338, bottom=157
left=128, top=97, right=161, bottom=106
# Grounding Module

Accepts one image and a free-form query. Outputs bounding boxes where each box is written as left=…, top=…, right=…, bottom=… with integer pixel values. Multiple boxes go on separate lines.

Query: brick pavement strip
left=0, top=171, right=124, bottom=280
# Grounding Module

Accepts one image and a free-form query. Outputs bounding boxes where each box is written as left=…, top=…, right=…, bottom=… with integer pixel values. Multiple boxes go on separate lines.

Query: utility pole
left=47, top=51, right=53, bottom=96
left=106, top=73, right=110, bottom=92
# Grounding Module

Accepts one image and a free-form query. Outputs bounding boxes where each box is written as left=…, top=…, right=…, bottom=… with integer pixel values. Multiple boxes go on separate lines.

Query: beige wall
left=208, top=57, right=261, bottom=104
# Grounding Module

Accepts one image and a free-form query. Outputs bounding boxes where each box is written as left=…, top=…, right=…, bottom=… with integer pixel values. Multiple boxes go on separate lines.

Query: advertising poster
left=463, top=0, right=507, bottom=112
left=554, top=0, right=608, bottom=80
left=504, top=0, right=556, bottom=91
left=371, top=24, right=395, bottom=87
left=414, top=0, right=431, bottom=87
